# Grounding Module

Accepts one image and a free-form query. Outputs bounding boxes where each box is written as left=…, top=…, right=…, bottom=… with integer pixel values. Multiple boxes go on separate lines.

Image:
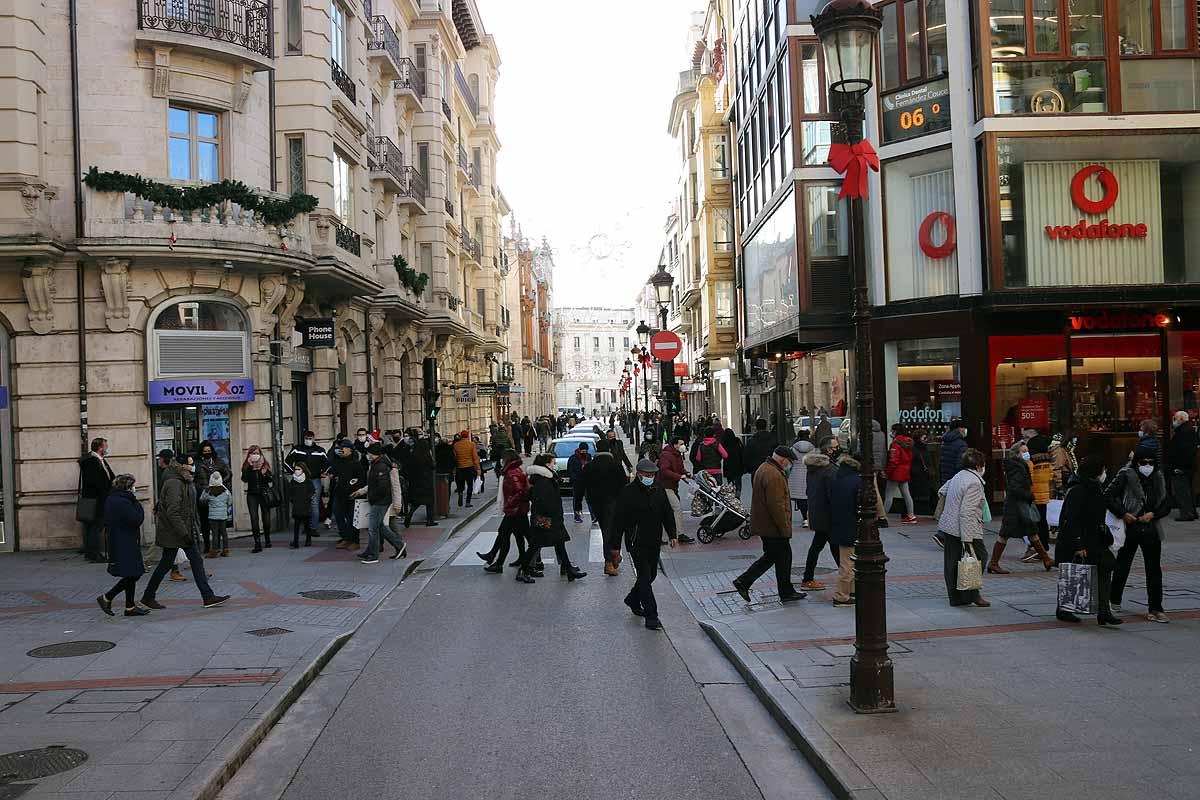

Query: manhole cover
left=246, top=627, right=292, bottom=637
left=0, top=746, right=88, bottom=781
left=26, top=641, right=115, bottom=659
left=298, top=590, right=359, bottom=600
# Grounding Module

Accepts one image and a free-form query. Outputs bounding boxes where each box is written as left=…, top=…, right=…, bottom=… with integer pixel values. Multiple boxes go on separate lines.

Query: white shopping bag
left=1046, top=498, right=1064, bottom=527
left=1104, top=510, right=1126, bottom=554
left=174, top=548, right=189, bottom=567
left=352, top=497, right=371, bottom=529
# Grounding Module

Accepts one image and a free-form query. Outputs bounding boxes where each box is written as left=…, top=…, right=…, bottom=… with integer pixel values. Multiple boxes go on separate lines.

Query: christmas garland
left=83, top=167, right=318, bottom=227
left=393, top=254, right=429, bottom=295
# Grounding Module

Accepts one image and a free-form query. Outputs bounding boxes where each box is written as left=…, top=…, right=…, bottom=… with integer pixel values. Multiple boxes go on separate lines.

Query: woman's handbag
left=956, top=540, right=983, bottom=591
left=262, top=489, right=282, bottom=510
left=531, top=513, right=553, bottom=530
left=75, top=473, right=99, bottom=522
left=1019, top=501, right=1041, bottom=526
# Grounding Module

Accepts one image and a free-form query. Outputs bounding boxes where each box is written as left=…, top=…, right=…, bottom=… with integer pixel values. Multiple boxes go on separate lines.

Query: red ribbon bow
left=828, top=140, right=880, bottom=200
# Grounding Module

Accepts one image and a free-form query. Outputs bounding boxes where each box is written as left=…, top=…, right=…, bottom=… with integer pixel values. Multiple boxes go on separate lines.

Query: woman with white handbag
left=935, top=447, right=990, bottom=608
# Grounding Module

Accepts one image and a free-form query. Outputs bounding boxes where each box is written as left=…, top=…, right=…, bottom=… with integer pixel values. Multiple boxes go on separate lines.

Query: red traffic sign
left=650, top=331, right=683, bottom=361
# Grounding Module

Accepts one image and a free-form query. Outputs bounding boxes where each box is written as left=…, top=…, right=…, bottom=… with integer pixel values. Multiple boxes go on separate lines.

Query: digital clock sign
left=881, top=78, right=951, bottom=144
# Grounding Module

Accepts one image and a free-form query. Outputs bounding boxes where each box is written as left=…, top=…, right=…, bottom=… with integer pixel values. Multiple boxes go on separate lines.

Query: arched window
left=148, top=297, right=250, bottom=379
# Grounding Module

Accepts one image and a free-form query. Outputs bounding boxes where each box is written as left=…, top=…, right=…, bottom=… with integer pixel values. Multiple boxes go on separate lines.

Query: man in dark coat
left=403, top=437, right=438, bottom=527
left=583, top=440, right=628, bottom=576
left=826, top=455, right=862, bottom=607
left=285, top=430, right=329, bottom=531
left=358, top=443, right=406, bottom=563
left=605, top=429, right=634, bottom=475
left=141, top=463, right=228, bottom=610
left=938, top=420, right=969, bottom=487
left=328, top=440, right=366, bottom=549
left=1167, top=410, right=1199, bottom=521
left=742, top=418, right=778, bottom=477
left=79, top=436, right=115, bottom=562
left=612, top=458, right=677, bottom=630
left=801, top=437, right=841, bottom=591
left=733, top=447, right=803, bottom=603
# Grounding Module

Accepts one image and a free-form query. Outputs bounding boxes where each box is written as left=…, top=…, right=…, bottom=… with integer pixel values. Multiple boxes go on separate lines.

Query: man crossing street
left=733, top=446, right=805, bottom=603
left=612, top=459, right=677, bottom=630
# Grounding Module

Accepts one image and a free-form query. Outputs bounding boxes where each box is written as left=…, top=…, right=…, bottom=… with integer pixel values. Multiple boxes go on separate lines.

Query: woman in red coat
left=882, top=424, right=918, bottom=524
left=477, top=450, right=529, bottom=575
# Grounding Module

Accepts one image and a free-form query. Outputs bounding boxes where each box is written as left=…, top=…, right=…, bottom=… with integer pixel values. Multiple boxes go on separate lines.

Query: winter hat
left=460, top=430, right=469, bottom=438
left=773, top=446, right=798, bottom=461
left=367, top=442, right=385, bottom=456
left=208, top=472, right=224, bottom=488
left=1134, top=440, right=1158, bottom=461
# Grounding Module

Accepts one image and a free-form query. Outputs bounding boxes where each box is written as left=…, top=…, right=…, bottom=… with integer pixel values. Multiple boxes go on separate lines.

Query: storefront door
left=152, top=404, right=233, bottom=494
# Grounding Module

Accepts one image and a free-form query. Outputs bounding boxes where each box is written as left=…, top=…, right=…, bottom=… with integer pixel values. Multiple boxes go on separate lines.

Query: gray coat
left=156, top=469, right=198, bottom=549
left=937, top=468, right=986, bottom=542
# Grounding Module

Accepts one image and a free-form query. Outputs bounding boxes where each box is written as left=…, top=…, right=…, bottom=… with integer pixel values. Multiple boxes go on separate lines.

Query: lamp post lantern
left=650, top=263, right=674, bottom=332
left=811, top=0, right=894, bottom=715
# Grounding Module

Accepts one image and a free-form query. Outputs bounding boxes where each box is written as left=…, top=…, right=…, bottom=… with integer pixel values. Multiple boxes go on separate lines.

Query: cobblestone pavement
left=0, top=505, right=486, bottom=800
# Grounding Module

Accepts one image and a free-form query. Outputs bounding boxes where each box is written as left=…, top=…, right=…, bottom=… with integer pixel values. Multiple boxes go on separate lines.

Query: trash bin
left=436, top=473, right=451, bottom=517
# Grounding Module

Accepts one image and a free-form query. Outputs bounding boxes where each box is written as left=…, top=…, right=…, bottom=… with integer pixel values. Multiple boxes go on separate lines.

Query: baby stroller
left=689, top=472, right=751, bottom=544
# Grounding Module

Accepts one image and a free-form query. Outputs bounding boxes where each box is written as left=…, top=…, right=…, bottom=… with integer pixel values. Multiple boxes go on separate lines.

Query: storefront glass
left=883, top=148, right=959, bottom=301
left=883, top=336, right=961, bottom=439
left=742, top=190, right=798, bottom=348
left=995, top=133, right=1200, bottom=288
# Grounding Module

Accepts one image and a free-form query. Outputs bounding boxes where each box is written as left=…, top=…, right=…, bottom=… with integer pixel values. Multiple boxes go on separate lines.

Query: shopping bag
left=174, top=548, right=189, bottom=567
left=352, top=498, right=371, bottom=529
left=1057, top=560, right=1098, bottom=615
left=956, top=541, right=983, bottom=591
left=1046, top=498, right=1064, bottom=527
left=1104, top=510, right=1126, bottom=554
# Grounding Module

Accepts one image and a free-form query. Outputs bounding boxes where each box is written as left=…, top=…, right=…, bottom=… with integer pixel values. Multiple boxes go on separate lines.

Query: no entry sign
left=649, top=331, right=683, bottom=361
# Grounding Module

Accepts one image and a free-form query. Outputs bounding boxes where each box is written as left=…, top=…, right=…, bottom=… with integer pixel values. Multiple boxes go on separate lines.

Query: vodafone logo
left=918, top=212, right=956, bottom=259
left=1045, top=164, right=1146, bottom=243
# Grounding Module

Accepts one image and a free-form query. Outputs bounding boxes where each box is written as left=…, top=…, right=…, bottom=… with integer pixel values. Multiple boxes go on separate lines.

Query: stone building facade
left=556, top=307, right=634, bottom=416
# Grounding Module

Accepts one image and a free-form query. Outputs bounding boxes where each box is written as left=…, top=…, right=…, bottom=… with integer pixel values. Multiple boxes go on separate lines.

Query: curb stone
left=169, top=495, right=496, bottom=800
left=700, top=619, right=878, bottom=800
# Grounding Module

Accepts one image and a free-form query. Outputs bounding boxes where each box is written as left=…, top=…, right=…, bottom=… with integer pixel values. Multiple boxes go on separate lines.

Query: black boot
left=1056, top=609, right=1080, bottom=623
left=264, top=535, right=271, bottom=548
left=565, top=564, right=587, bottom=581
left=251, top=535, right=262, bottom=554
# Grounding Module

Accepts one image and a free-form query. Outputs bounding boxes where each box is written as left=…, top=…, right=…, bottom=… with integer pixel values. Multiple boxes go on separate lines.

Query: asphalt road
left=277, top=504, right=766, bottom=800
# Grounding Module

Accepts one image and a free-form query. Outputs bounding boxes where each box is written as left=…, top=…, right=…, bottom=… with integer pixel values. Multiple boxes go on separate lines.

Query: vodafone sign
left=649, top=331, right=683, bottom=361
left=1044, top=165, right=1147, bottom=242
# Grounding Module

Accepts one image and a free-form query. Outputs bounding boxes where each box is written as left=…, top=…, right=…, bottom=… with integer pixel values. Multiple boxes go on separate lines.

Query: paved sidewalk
left=0, top=495, right=494, bottom=800
left=655, top=467, right=1200, bottom=800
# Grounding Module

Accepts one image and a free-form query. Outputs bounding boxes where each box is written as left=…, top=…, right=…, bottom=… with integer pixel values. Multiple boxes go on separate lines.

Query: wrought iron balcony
left=454, top=63, right=479, bottom=117
left=332, top=61, right=355, bottom=103
left=137, top=0, right=272, bottom=58
left=441, top=98, right=452, bottom=121
left=444, top=197, right=455, bottom=217
left=367, top=15, right=401, bottom=72
left=333, top=219, right=360, bottom=256
left=468, top=162, right=480, bottom=189
left=447, top=295, right=461, bottom=311
left=393, top=58, right=426, bottom=99
left=367, top=136, right=425, bottom=203
left=399, top=167, right=427, bottom=205
left=457, top=144, right=468, bottom=174
left=460, top=228, right=481, bottom=263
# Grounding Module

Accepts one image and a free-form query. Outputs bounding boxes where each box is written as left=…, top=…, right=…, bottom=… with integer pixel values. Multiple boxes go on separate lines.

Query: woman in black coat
left=988, top=443, right=1054, bottom=573
left=1054, top=455, right=1119, bottom=624
left=403, top=439, right=438, bottom=527
left=518, top=453, right=586, bottom=581
left=909, top=432, right=934, bottom=516
left=720, top=428, right=745, bottom=498
left=97, top=474, right=150, bottom=617
left=287, top=464, right=315, bottom=548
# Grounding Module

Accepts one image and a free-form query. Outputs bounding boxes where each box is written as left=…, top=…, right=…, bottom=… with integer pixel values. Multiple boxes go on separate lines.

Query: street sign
left=649, top=331, right=683, bottom=361
left=298, top=318, right=335, bottom=348
left=674, top=362, right=689, bottom=377
left=451, top=384, right=478, bottom=404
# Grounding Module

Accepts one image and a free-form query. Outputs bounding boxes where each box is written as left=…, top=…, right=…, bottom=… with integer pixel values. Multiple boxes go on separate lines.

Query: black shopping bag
left=1057, top=561, right=1097, bottom=615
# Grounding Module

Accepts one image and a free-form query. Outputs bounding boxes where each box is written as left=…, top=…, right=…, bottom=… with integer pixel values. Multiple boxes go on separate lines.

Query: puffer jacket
left=500, top=459, right=530, bottom=517
left=884, top=435, right=915, bottom=482
left=156, top=468, right=198, bottom=549
left=1029, top=453, right=1054, bottom=505
left=695, top=437, right=727, bottom=474
left=804, top=451, right=836, bottom=531
left=452, top=437, right=482, bottom=471
left=936, top=467, right=986, bottom=541
left=788, top=440, right=814, bottom=499
left=205, top=486, right=232, bottom=521
left=938, top=429, right=967, bottom=486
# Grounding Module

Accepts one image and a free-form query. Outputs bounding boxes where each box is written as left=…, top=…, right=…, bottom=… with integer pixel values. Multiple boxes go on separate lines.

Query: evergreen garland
left=83, top=167, right=319, bottom=227
left=392, top=254, right=429, bottom=295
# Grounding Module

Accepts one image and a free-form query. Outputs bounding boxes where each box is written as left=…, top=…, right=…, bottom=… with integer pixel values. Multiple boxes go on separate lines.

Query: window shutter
left=155, top=331, right=248, bottom=377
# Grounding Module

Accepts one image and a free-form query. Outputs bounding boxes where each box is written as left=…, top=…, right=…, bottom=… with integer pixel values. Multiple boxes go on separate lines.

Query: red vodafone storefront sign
left=650, top=331, right=683, bottom=361
left=1045, top=165, right=1147, bottom=242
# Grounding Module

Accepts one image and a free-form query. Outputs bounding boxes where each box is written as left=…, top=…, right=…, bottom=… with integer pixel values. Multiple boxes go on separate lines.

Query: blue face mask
left=1021, top=451, right=1031, bottom=461
left=639, top=476, right=655, bottom=487
left=1173, top=420, right=1182, bottom=429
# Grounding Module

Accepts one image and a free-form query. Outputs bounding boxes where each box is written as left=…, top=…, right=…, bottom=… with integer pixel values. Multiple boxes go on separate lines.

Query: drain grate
left=246, top=627, right=292, bottom=637
left=298, top=590, right=359, bottom=600
left=0, top=746, right=88, bottom=781
left=26, top=641, right=115, bottom=659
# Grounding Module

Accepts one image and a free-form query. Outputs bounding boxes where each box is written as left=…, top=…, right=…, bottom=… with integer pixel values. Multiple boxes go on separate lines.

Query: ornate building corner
left=257, top=274, right=289, bottom=332
left=99, top=258, right=131, bottom=332
left=231, top=66, right=255, bottom=112
left=152, top=47, right=171, bottom=98
left=278, top=279, right=306, bottom=338
left=21, top=263, right=56, bottom=335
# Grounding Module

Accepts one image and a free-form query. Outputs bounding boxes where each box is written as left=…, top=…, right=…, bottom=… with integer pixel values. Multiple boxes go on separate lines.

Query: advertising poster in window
left=881, top=79, right=951, bottom=144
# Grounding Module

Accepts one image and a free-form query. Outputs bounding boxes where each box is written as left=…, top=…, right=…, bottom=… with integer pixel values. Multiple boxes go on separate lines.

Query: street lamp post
left=636, top=321, right=651, bottom=419
left=812, top=0, right=894, bottom=714
left=624, top=359, right=638, bottom=444
left=650, top=262, right=674, bottom=334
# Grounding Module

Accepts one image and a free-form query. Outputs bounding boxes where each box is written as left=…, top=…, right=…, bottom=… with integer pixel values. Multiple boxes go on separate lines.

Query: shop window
left=994, top=133, right=1200, bottom=289
left=884, top=148, right=958, bottom=301
left=150, top=298, right=249, bottom=379
left=878, top=1, right=948, bottom=92
left=990, top=333, right=1070, bottom=435
left=883, top=338, right=961, bottom=461
left=742, top=190, right=798, bottom=348
left=1070, top=333, right=1161, bottom=433
left=1169, top=330, right=1200, bottom=414
left=333, top=150, right=352, bottom=221
left=168, top=106, right=219, bottom=182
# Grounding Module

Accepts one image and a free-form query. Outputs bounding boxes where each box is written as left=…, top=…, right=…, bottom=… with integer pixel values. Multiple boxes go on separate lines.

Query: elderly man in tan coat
left=732, top=446, right=806, bottom=603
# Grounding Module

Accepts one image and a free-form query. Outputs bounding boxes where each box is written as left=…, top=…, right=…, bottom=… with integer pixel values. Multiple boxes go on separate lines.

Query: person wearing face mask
left=1166, top=410, right=1199, bottom=521
left=800, top=437, right=841, bottom=592
left=606, top=429, right=634, bottom=476
left=352, top=428, right=371, bottom=463
left=1054, top=455, right=1119, bottom=624
left=285, top=430, right=330, bottom=534
left=656, top=436, right=693, bottom=544
left=78, top=436, right=115, bottom=563
left=517, top=453, right=587, bottom=583
left=356, top=443, right=406, bottom=564
left=140, top=461, right=228, bottom=610
left=403, top=436, right=438, bottom=528
left=1107, top=441, right=1172, bottom=623
left=732, top=447, right=804, bottom=604
left=287, top=464, right=316, bottom=548
left=194, top=440, right=231, bottom=556
left=987, top=442, right=1054, bottom=573
left=935, top=448, right=991, bottom=607
left=611, top=459, right=677, bottom=630
left=240, top=445, right=274, bottom=552
left=329, top=440, right=366, bottom=550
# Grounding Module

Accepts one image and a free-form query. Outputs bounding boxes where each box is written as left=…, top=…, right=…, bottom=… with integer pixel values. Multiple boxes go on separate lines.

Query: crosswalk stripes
left=588, top=529, right=604, bottom=563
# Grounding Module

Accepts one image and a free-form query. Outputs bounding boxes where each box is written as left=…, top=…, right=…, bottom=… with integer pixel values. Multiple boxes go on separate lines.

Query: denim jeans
left=362, top=503, right=405, bottom=560
left=144, top=545, right=214, bottom=600
left=307, top=477, right=322, bottom=528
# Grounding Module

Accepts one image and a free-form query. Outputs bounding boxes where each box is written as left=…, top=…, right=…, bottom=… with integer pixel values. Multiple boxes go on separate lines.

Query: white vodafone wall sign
left=650, top=331, right=683, bottom=361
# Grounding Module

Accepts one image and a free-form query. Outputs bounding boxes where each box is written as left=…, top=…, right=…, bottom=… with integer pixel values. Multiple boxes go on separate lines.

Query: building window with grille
left=168, top=106, right=219, bottom=182
left=333, top=151, right=352, bottom=221
left=287, top=135, right=305, bottom=194
left=574, top=336, right=580, bottom=349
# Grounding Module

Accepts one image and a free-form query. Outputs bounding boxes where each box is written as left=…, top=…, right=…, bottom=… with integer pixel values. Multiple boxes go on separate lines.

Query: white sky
left=485, top=0, right=702, bottom=308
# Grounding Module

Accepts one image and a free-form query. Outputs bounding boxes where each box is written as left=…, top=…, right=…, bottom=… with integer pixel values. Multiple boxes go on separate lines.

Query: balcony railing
left=333, top=219, right=360, bottom=255
left=460, top=228, right=481, bottom=263
left=367, top=15, right=401, bottom=66
left=447, top=295, right=461, bottom=311
left=332, top=61, right=355, bottom=103
left=137, top=0, right=272, bottom=58
left=469, top=162, right=480, bottom=188
left=367, top=135, right=401, bottom=177
left=399, top=167, right=427, bottom=204
left=454, top=63, right=479, bottom=117
left=444, top=197, right=455, bottom=217
left=457, top=143, right=468, bottom=173
left=441, top=98, right=452, bottom=121
left=393, top=58, right=425, bottom=98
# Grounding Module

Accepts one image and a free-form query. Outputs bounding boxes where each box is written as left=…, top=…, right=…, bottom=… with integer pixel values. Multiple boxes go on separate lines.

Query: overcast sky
left=486, top=0, right=701, bottom=309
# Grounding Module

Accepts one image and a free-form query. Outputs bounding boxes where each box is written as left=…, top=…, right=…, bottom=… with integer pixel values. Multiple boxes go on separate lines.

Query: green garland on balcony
left=393, top=254, right=429, bottom=295
left=83, top=167, right=319, bottom=227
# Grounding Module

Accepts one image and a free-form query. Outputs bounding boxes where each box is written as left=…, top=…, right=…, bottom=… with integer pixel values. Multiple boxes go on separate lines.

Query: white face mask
left=1138, top=464, right=1154, bottom=477
left=304, top=438, right=314, bottom=446
left=293, top=470, right=305, bottom=482
left=1099, top=470, right=1107, bottom=483
left=249, top=454, right=261, bottom=464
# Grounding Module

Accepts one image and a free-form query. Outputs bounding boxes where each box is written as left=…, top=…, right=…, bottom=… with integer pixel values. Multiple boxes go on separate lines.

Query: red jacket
left=501, top=460, right=530, bottom=517
left=656, top=445, right=684, bottom=492
left=884, top=436, right=914, bottom=482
